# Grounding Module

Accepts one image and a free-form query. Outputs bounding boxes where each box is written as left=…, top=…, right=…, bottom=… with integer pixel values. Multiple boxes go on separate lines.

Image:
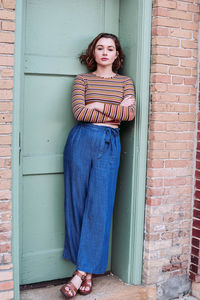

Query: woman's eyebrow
left=96, top=45, right=115, bottom=48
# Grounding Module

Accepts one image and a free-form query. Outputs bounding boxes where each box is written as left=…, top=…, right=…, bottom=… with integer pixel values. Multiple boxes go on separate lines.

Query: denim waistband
left=77, top=122, right=120, bottom=136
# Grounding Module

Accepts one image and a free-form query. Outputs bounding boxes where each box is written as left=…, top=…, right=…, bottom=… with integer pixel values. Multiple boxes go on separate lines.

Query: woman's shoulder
left=116, top=74, right=133, bottom=82
left=75, top=73, right=93, bottom=79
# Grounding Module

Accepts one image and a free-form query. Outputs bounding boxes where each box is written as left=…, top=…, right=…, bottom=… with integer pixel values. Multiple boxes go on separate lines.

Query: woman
left=60, top=32, right=136, bottom=299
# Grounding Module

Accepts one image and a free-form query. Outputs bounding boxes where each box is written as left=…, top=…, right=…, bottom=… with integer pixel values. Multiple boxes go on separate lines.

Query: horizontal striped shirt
left=72, top=73, right=136, bottom=125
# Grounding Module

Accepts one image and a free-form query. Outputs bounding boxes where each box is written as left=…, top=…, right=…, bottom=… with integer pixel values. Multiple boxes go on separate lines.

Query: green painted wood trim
left=12, top=0, right=24, bottom=299
left=128, top=0, right=153, bottom=284
left=104, top=0, right=119, bottom=35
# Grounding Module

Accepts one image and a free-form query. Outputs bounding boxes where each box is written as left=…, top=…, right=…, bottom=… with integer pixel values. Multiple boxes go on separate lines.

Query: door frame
left=12, top=0, right=152, bottom=298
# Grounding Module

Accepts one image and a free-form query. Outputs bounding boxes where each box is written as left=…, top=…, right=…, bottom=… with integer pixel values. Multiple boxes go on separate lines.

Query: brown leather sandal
left=79, top=273, right=93, bottom=296
left=60, top=270, right=86, bottom=299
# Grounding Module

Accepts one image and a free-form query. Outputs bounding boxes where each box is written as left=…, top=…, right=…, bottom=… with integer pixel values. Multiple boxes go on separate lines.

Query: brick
left=152, top=27, right=169, bottom=36
left=168, top=85, right=190, bottom=94
left=153, top=16, right=180, bottom=28
left=169, top=28, right=192, bottom=39
left=151, top=83, right=168, bottom=92
left=178, top=113, right=195, bottom=122
left=176, top=2, right=188, bottom=11
left=179, top=95, right=196, bottom=103
left=184, top=78, right=196, bottom=85
left=1, top=21, right=15, bottom=31
left=0, top=56, right=14, bottom=66
left=0, top=136, right=11, bottom=144
left=0, top=243, right=11, bottom=253
left=152, top=46, right=168, bottom=55
left=0, top=232, right=11, bottom=242
left=0, top=148, right=11, bottom=156
left=192, top=228, right=200, bottom=239
left=151, top=64, right=168, bottom=73
left=2, top=211, right=11, bottom=221
left=182, top=40, right=198, bottom=49
left=0, top=80, right=12, bottom=89
left=193, top=220, right=200, bottom=230
left=0, top=169, right=11, bottom=179
left=153, top=7, right=169, bottom=17
left=169, top=48, right=192, bottom=57
left=0, top=271, right=12, bottom=281
left=152, top=93, right=179, bottom=103
left=3, top=0, right=16, bottom=9
left=188, top=3, right=199, bottom=13
left=151, top=112, right=179, bottom=122
left=194, top=210, right=200, bottom=219
left=0, top=10, right=15, bottom=20
left=172, top=76, right=183, bottom=84
left=181, top=59, right=197, bottom=68
left=181, top=21, right=199, bottom=31
left=146, top=198, right=162, bottom=206
left=168, top=10, right=192, bottom=21
left=0, top=264, right=12, bottom=270
left=0, top=201, right=11, bottom=211
left=0, top=113, right=12, bottom=122
left=147, top=178, right=163, bottom=187
left=0, top=32, right=14, bottom=43
left=153, top=0, right=176, bottom=9
left=0, top=222, right=11, bottom=232
left=162, top=263, right=181, bottom=272
left=1, top=69, right=13, bottom=78
left=170, top=67, right=191, bottom=76
left=3, top=253, right=11, bottom=263
left=0, top=291, right=13, bottom=300
left=192, top=247, right=200, bottom=257
left=0, top=280, right=13, bottom=290
left=152, top=37, right=179, bottom=47
left=151, top=74, right=171, bottom=83
left=192, top=238, right=200, bottom=248
left=0, top=125, right=12, bottom=133
left=164, top=177, right=186, bottom=186
left=0, top=190, right=11, bottom=199
left=0, top=44, right=14, bottom=54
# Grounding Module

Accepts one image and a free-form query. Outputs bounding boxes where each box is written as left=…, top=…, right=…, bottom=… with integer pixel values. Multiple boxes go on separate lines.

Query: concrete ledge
left=192, top=282, right=200, bottom=299
left=21, top=274, right=156, bottom=300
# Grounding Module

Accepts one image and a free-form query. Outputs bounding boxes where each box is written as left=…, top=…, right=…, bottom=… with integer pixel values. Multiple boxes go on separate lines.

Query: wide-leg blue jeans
left=63, top=122, right=121, bottom=274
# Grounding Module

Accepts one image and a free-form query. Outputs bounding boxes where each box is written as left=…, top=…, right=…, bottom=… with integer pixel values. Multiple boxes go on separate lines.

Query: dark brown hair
left=79, top=33, right=125, bottom=72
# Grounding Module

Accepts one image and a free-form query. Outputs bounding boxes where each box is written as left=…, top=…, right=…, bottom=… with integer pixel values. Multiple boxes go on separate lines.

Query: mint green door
left=20, top=0, right=120, bottom=284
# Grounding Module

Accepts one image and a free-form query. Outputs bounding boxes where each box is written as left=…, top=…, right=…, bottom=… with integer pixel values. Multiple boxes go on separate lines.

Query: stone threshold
left=20, top=274, right=156, bottom=300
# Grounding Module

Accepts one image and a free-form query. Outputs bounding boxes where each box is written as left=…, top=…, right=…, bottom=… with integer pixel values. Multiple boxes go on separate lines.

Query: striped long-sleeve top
left=72, top=72, right=136, bottom=126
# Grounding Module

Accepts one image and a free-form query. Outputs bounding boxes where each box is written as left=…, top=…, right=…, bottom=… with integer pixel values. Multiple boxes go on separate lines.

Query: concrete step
left=20, top=274, right=156, bottom=300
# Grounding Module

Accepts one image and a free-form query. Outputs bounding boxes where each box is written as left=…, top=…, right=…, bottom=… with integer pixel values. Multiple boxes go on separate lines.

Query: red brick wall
left=143, top=0, right=199, bottom=285
left=190, top=54, right=200, bottom=281
left=0, top=0, right=15, bottom=299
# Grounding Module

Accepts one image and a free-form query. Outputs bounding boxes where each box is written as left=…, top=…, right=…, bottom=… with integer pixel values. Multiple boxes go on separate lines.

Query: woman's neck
left=93, top=66, right=116, bottom=78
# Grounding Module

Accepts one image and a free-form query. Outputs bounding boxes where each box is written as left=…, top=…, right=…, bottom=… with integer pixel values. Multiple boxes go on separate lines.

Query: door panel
left=20, top=0, right=119, bottom=284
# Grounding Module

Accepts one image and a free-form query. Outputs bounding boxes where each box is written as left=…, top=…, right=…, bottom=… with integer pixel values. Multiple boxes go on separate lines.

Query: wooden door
left=20, top=0, right=120, bottom=284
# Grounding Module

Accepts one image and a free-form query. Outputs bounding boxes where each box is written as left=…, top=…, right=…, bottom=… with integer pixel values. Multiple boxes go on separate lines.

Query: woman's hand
left=86, top=102, right=112, bottom=121
left=120, top=95, right=135, bottom=107
left=86, top=102, right=104, bottom=112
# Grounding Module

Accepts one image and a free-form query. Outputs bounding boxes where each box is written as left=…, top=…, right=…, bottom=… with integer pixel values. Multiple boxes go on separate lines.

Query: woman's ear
left=115, top=51, right=119, bottom=59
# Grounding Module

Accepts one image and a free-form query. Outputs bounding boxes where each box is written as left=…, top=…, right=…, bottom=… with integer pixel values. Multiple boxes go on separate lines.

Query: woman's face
left=93, top=37, right=118, bottom=68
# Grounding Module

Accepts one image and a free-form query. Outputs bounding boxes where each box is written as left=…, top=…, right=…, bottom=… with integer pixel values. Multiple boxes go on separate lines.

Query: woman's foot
left=60, top=270, right=86, bottom=299
left=79, top=273, right=93, bottom=295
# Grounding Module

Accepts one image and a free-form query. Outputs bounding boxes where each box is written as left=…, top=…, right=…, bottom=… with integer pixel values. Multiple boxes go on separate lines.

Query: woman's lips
left=101, top=58, right=108, bottom=61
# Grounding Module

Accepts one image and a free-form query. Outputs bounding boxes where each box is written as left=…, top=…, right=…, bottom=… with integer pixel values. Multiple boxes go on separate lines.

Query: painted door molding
left=111, top=0, right=153, bottom=285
